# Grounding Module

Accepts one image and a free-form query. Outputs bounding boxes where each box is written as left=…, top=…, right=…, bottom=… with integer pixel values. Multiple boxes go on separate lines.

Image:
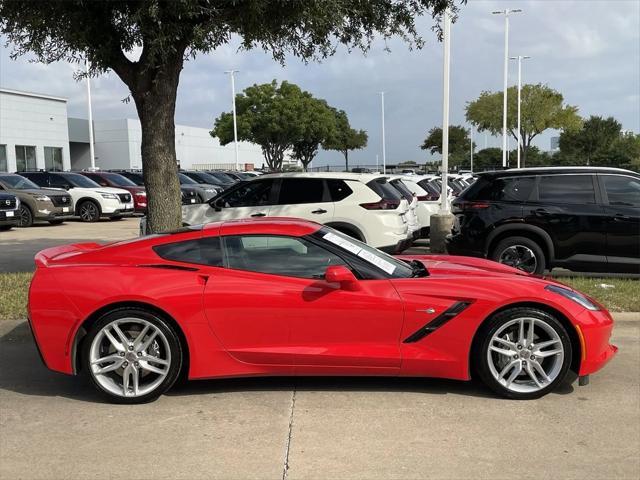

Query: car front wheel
left=82, top=308, right=183, bottom=404
left=18, top=205, right=33, bottom=227
left=78, top=200, right=100, bottom=222
left=491, top=236, right=545, bottom=275
left=476, top=307, right=572, bottom=400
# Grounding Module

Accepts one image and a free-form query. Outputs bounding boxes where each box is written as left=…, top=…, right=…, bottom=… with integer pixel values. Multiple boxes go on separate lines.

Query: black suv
left=446, top=167, right=640, bottom=274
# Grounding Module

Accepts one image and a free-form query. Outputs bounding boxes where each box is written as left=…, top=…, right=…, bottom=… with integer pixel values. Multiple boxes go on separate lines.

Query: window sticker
left=323, top=232, right=396, bottom=274
left=323, top=232, right=362, bottom=255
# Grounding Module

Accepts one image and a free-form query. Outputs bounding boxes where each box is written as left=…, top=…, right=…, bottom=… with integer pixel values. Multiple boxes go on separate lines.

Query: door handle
left=311, top=209, right=328, bottom=214
left=613, top=214, right=630, bottom=221
left=251, top=212, right=266, bottom=217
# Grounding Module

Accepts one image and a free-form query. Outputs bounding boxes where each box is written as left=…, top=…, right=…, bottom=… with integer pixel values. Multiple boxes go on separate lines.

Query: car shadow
left=0, top=322, right=573, bottom=404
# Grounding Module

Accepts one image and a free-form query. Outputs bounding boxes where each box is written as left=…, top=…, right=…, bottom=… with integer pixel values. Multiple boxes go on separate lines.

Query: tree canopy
left=420, top=125, right=474, bottom=169
left=321, top=109, right=368, bottom=171
left=0, top=0, right=457, bottom=232
left=465, top=84, right=582, bottom=166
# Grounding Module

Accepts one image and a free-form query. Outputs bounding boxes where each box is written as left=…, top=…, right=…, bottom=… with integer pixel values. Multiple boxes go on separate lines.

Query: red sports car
left=28, top=218, right=617, bottom=403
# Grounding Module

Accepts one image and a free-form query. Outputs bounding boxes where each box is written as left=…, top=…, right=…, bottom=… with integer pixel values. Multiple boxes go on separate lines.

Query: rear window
left=389, top=180, right=414, bottom=202
left=153, top=237, right=223, bottom=266
left=366, top=179, right=403, bottom=201
left=539, top=175, right=595, bottom=204
left=278, top=178, right=325, bottom=204
left=467, top=176, right=535, bottom=202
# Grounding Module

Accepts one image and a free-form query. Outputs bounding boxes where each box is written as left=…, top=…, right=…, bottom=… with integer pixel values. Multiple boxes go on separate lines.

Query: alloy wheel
left=80, top=202, right=98, bottom=222
left=18, top=205, right=32, bottom=227
left=89, top=318, right=172, bottom=398
left=498, top=245, right=537, bottom=273
left=486, top=317, right=564, bottom=394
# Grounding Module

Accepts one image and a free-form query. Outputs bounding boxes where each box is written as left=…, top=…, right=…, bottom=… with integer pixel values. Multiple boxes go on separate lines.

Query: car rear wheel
left=18, top=205, right=33, bottom=227
left=82, top=308, right=183, bottom=404
left=78, top=200, right=100, bottom=222
left=491, top=236, right=545, bottom=275
left=475, top=308, right=572, bottom=400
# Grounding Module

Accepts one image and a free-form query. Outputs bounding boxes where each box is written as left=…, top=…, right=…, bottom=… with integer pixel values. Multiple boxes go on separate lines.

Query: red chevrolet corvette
left=28, top=218, right=616, bottom=403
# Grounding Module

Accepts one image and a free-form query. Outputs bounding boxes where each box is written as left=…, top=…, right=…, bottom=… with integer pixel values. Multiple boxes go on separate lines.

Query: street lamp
left=85, top=57, right=96, bottom=170
left=440, top=10, right=451, bottom=213
left=492, top=8, right=522, bottom=168
left=224, top=70, right=240, bottom=171
left=379, top=91, right=386, bottom=174
left=469, top=125, right=474, bottom=174
left=510, top=55, right=531, bottom=169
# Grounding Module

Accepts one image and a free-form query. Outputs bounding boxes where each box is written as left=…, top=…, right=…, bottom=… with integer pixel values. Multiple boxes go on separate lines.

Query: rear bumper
left=576, top=308, right=618, bottom=377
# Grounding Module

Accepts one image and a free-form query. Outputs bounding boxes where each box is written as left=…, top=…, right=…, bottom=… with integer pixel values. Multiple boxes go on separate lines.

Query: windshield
left=119, top=172, right=144, bottom=186
left=313, top=227, right=414, bottom=278
left=0, top=174, right=40, bottom=190
left=59, top=173, right=100, bottom=188
left=209, top=171, right=236, bottom=184
left=188, top=171, right=224, bottom=185
left=101, top=172, right=137, bottom=187
left=178, top=173, right=198, bottom=185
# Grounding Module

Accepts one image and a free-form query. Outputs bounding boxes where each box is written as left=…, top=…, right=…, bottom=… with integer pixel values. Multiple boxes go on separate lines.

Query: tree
left=1, top=1, right=457, bottom=233
left=473, top=148, right=503, bottom=171
left=558, top=116, right=640, bottom=168
left=420, top=125, right=474, bottom=170
left=322, top=109, right=368, bottom=171
left=291, top=97, right=337, bottom=171
left=465, top=84, right=582, bottom=166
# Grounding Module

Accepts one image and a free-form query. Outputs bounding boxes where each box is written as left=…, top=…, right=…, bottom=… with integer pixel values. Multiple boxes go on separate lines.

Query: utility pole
left=380, top=91, right=386, bottom=174
left=85, top=57, right=95, bottom=170
left=510, top=55, right=530, bottom=168
left=470, top=126, right=474, bottom=174
left=224, top=70, right=240, bottom=171
left=492, top=8, right=522, bottom=168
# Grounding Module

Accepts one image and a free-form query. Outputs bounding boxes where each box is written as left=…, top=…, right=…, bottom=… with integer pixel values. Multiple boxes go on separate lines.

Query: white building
left=0, top=88, right=72, bottom=172
left=1, top=87, right=296, bottom=173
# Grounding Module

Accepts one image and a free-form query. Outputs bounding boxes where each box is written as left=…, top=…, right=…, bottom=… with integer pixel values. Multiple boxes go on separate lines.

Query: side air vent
left=403, top=301, right=471, bottom=343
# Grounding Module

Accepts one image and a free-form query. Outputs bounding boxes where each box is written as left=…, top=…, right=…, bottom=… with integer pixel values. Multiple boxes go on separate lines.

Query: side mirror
left=212, top=198, right=223, bottom=212
left=325, top=265, right=359, bottom=290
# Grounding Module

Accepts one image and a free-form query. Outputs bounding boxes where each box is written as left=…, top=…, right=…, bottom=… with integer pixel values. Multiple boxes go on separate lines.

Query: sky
left=1, top=0, right=639, bottom=168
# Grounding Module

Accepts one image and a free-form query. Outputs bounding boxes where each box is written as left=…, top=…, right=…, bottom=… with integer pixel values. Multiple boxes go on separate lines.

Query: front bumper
left=0, top=210, right=19, bottom=226
left=575, top=308, right=617, bottom=377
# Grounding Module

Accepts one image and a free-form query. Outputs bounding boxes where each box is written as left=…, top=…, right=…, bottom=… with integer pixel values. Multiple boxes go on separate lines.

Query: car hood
left=398, top=254, right=536, bottom=279
left=69, top=187, right=131, bottom=195
left=7, top=188, right=68, bottom=197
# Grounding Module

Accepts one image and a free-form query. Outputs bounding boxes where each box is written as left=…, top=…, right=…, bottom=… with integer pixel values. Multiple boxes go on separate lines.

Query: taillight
left=360, top=199, right=400, bottom=210
left=458, top=201, right=491, bottom=210
left=417, top=194, right=439, bottom=201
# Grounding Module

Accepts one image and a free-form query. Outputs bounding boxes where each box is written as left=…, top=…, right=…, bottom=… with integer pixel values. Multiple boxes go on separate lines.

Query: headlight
left=545, top=284, right=600, bottom=311
left=204, top=188, right=217, bottom=193
left=34, top=194, right=50, bottom=202
left=100, top=193, right=118, bottom=200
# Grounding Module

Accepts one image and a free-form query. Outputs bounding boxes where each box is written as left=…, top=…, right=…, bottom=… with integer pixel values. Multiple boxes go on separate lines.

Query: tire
left=17, top=205, right=34, bottom=227
left=81, top=307, right=183, bottom=404
left=474, top=307, right=572, bottom=400
left=78, top=200, right=101, bottom=222
left=48, top=219, right=64, bottom=225
left=491, top=236, right=545, bottom=275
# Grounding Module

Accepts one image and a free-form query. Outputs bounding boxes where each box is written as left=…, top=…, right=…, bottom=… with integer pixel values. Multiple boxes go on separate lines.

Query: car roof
left=258, top=171, right=386, bottom=182
left=478, top=166, right=639, bottom=178
left=214, top=217, right=323, bottom=237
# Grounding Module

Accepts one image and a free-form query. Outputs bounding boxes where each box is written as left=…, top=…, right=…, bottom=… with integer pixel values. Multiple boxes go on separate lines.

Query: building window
left=15, top=145, right=37, bottom=172
left=0, top=145, right=7, bottom=172
left=44, top=147, right=64, bottom=171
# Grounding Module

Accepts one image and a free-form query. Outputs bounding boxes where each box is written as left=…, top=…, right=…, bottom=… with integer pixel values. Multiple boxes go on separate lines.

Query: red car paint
left=28, top=218, right=616, bottom=383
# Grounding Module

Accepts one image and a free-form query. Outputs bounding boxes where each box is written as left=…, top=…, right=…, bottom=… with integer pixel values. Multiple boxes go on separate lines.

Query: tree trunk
left=343, top=149, right=349, bottom=172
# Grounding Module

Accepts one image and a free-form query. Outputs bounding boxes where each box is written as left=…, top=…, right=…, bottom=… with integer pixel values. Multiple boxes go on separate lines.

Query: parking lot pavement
left=0, top=218, right=139, bottom=272
left=1, top=320, right=638, bottom=480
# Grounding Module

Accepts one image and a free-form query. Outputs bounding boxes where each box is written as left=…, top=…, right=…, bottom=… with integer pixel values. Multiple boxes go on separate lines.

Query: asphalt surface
left=0, top=318, right=638, bottom=480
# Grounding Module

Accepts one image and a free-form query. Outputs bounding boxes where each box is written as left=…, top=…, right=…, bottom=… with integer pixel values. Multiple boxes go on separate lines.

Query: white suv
left=21, top=171, right=134, bottom=222
left=181, top=172, right=413, bottom=252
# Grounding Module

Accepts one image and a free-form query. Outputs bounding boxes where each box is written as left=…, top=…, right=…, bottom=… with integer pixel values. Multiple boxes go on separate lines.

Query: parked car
left=204, top=170, right=238, bottom=186
left=179, top=172, right=412, bottom=252
left=180, top=170, right=230, bottom=193
left=178, top=173, right=222, bottom=202
left=387, top=176, right=421, bottom=239
left=29, top=218, right=616, bottom=403
left=20, top=171, right=134, bottom=222
left=110, top=170, right=201, bottom=205
left=78, top=171, right=147, bottom=213
left=0, top=192, right=20, bottom=230
left=399, top=175, right=440, bottom=237
left=0, top=173, right=73, bottom=227
left=447, top=167, right=640, bottom=274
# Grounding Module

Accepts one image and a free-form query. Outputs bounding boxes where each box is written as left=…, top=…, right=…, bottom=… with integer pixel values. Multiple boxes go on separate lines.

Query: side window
left=49, top=174, right=70, bottom=189
left=153, top=237, right=223, bottom=267
left=223, top=235, right=346, bottom=279
left=603, top=175, right=640, bottom=207
left=23, top=173, right=47, bottom=187
left=473, top=176, right=535, bottom=202
left=539, top=175, right=595, bottom=204
left=221, top=180, right=274, bottom=207
left=327, top=179, right=353, bottom=201
left=85, top=173, right=108, bottom=186
left=278, top=178, right=325, bottom=204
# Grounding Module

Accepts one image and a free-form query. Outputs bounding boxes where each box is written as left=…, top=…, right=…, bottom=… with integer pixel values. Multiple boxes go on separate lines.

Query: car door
left=268, top=178, right=335, bottom=224
left=598, top=173, right=640, bottom=271
left=524, top=174, right=608, bottom=269
left=204, top=234, right=403, bottom=373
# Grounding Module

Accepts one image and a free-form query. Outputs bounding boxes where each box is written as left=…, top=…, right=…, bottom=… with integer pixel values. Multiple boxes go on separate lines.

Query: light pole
left=469, top=125, right=474, bottom=174
left=439, top=10, right=451, bottom=214
left=510, top=55, right=530, bottom=168
left=492, top=8, right=522, bottom=168
left=379, top=91, right=386, bottom=174
left=224, top=70, right=240, bottom=171
left=85, top=57, right=95, bottom=170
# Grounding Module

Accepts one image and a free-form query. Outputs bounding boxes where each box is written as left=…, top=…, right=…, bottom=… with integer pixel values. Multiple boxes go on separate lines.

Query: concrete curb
left=2, top=312, right=639, bottom=341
